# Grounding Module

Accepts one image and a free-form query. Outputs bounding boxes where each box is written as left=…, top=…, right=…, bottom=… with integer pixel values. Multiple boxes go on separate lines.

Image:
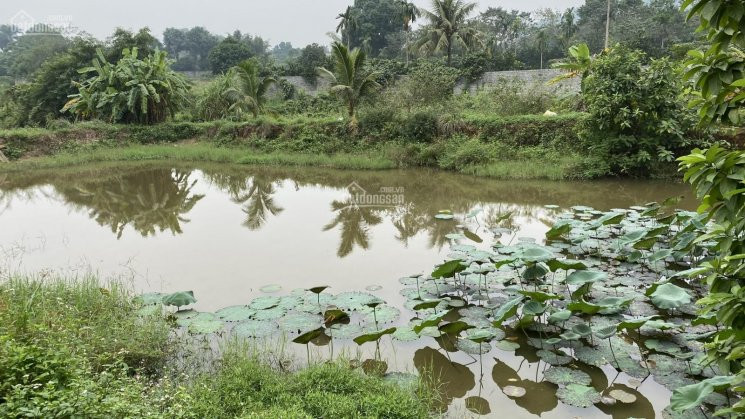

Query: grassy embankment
left=0, top=275, right=436, bottom=418
left=0, top=114, right=586, bottom=180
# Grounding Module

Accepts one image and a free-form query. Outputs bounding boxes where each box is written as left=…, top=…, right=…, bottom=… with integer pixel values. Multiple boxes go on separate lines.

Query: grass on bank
left=0, top=275, right=437, bottom=418
left=0, top=143, right=577, bottom=180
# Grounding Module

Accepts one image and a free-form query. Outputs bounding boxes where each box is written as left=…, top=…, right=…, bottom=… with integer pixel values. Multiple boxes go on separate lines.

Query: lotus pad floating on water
left=557, top=384, right=602, bottom=408
left=136, top=292, right=165, bottom=305
left=333, top=292, right=381, bottom=311
left=248, top=296, right=281, bottom=310
left=216, top=305, right=256, bottom=322
left=279, top=312, right=323, bottom=334
left=502, top=385, right=527, bottom=398
left=234, top=319, right=278, bottom=338
left=543, top=366, right=592, bottom=386
left=259, top=284, right=282, bottom=293
left=360, top=305, right=400, bottom=324
left=188, top=317, right=224, bottom=334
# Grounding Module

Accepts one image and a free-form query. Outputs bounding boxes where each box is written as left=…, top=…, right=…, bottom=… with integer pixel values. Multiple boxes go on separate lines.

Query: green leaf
left=432, top=260, right=466, bottom=278
left=293, top=327, right=325, bottom=344
left=353, top=327, right=396, bottom=345
left=650, top=283, right=692, bottom=310
left=163, top=291, right=196, bottom=308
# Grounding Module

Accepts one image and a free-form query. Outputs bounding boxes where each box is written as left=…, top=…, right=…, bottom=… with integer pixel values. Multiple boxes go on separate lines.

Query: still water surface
left=0, top=163, right=696, bottom=418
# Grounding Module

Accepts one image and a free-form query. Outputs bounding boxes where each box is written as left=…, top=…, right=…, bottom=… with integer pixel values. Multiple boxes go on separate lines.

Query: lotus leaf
left=543, top=366, right=592, bottom=386
left=216, top=305, right=256, bottom=322
left=650, top=283, right=692, bottom=310
left=353, top=327, right=396, bottom=345
left=556, top=384, right=601, bottom=408
left=234, top=319, right=278, bottom=338
left=163, top=291, right=196, bottom=309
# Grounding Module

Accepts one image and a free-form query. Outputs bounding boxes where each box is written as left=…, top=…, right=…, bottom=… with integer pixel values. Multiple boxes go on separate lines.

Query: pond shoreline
left=0, top=116, right=686, bottom=181
left=0, top=142, right=682, bottom=182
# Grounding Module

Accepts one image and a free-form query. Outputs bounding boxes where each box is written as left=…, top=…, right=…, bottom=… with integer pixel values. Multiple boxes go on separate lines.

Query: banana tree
left=63, top=47, right=190, bottom=124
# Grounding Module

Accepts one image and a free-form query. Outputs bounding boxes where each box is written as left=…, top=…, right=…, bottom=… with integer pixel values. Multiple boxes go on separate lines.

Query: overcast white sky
left=1, top=0, right=585, bottom=47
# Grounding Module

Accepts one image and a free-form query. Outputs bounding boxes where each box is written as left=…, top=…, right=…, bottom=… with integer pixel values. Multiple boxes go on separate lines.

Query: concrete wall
left=454, top=69, right=580, bottom=94
left=182, top=68, right=580, bottom=96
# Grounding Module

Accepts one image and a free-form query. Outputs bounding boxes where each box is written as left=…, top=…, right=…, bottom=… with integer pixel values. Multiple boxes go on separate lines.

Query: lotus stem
left=608, top=337, right=619, bottom=368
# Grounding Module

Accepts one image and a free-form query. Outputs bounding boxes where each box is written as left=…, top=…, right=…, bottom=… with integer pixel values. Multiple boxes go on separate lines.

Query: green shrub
left=580, top=45, right=703, bottom=176
left=358, top=107, right=398, bottom=137
left=457, top=78, right=558, bottom=116
left=437, top=136, right=495, bottom=169
left=401, top=111, right=439, bottom=142
left=466, top=114, right=584, bottom=147
left=188, top=348, right=434, bottom=418
left=194, top=73, right=238, bottom=121
left=386, top=61, right=460, bottom=112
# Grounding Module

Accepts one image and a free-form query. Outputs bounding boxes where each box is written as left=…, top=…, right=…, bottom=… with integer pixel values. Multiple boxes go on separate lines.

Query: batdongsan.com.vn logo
left=9, top=10, right=78, bottom=36
left=345, top=182, right=405, bottom=209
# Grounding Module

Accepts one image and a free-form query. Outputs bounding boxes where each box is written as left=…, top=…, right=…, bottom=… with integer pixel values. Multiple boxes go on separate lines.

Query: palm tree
left=398, top=0, right=420, bottom=66
left=225, top=59, right=276, bottom=118
left=559, top=9, right=577, bottom=51
left=336, top=6, right=358, bottom=48
left=415, top=0, right=481, bottom=66
left=317, top=42, right=380, bottom=122
left=535, top=29, right=549, bottom=70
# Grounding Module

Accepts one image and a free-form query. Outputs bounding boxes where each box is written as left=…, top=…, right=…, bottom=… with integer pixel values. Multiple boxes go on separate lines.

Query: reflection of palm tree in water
left=231, top=177, right=284, bottom=230
left=324, top=198, right=382, bottom=257
left=391, top=204, right=429, bottom=246
left=59, top=169, right=204, bottom=238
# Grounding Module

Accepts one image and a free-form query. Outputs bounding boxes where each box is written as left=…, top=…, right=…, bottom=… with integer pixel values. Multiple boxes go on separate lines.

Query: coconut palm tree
left=535, top=29, right=549, bottom=69
left=398, top=0, right=420, bottom=66
left=336, top=6, right=358, bottom=48
left=224, top=59, right=276, bottom=118
left=317, top=42, right=380, bottom=122
left=415, top=0, right=481, bottom=66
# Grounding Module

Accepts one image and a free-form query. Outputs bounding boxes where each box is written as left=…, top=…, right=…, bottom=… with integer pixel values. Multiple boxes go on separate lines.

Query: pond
left=0, top=162, right=698, bottom=418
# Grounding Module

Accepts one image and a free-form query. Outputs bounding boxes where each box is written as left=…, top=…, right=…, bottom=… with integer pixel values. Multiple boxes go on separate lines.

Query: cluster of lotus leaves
left=135, top=201, right=728, bottom=416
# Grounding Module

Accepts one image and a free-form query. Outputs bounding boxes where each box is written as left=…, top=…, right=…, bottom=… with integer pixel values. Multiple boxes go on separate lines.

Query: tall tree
left=535, top=29, right=549, bottom=69
left=559, top=8, right=577, bottom=50
left=415, top=0, right=481, bottom=65
left=0, top=25, right=19, bottom=52
left=317, top=42, right=380, bottom=121
left=336, top=6, right=359, bottom=48
left=398, top=0, right=420, bottom=65
left=346, top=0, right=404, bottom=56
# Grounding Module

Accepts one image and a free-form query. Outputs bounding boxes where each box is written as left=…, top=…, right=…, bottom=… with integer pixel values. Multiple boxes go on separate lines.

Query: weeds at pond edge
left=0, top=275, right=439, bottom=418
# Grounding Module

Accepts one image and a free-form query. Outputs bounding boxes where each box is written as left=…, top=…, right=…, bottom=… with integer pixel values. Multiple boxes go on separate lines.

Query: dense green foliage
left=577, top=45, right=702, bottom=177
left=671, top=0, right=745, bottom=415
left=208, top=37, right=253, bottom=75
left=63, top=48, right=190, bottom=124
left=682, top=0, right=745, bottom=125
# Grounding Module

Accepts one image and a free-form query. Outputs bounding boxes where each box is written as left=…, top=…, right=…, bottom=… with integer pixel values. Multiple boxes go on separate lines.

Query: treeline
left=0, top=0, right=698, bottom=79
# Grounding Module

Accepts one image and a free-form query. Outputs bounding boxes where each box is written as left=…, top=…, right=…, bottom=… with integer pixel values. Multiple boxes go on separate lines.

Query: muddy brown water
left=0, top=162, right=697, bottom=418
